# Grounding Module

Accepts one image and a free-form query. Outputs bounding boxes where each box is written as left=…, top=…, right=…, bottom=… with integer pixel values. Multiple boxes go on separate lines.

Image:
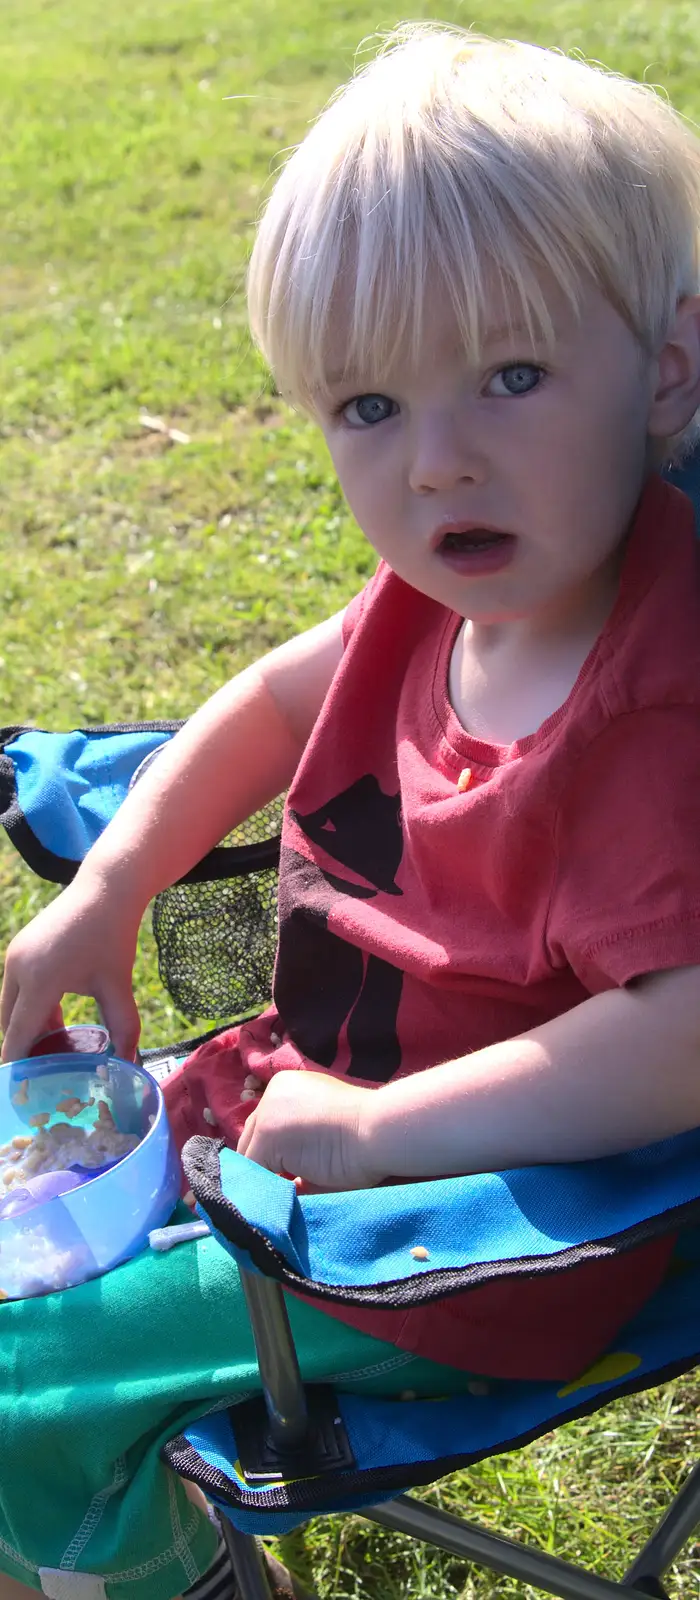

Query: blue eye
left=343, top=394, right=397, bottom=426
left=488, top=364, right=542, bottom=397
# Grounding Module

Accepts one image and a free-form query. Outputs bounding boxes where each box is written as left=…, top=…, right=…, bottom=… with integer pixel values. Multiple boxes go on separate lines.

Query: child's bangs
left=248, top=23, right=700, bottom=420
left=251, top=142, right=583, bottom=413
left=319, top=251, right=567, bottom=415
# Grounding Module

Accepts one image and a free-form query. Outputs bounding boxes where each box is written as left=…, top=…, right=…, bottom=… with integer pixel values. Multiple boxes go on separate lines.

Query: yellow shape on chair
left=557, top=1351, right=642, bottom=1397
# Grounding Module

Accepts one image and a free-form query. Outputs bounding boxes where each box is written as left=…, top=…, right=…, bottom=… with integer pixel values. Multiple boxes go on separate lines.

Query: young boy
left=3, top=22, right=700, bottom=1599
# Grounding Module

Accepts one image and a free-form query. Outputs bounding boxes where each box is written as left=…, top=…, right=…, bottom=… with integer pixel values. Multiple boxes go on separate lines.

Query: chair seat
left=164, top=1227, right=700, bottom=1535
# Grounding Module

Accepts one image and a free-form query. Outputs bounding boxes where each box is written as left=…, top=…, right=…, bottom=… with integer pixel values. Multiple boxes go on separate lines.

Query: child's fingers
left=1, top=990, right=62, bottom=1064
left=0, top=964, right=18, bottom=1038
left=236, top=1110, right=257, bottom=1156
left=237, top=1110, right=284, bottom=1176
left=94, top=981, right=141, bottom=1064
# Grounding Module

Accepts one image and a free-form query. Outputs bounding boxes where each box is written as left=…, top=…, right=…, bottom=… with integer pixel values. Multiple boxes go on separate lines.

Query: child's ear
left=647, top=296, right=700, bottom=441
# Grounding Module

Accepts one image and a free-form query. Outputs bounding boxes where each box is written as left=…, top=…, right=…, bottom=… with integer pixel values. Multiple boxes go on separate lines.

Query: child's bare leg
left=0, top=1575, right=37, bottom=1599
left=182, top=1476, right=209, bottom=1516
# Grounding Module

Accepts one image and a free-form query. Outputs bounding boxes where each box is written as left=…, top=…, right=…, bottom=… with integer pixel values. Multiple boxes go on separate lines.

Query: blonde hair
left=247, top=23, right=700, bottom=451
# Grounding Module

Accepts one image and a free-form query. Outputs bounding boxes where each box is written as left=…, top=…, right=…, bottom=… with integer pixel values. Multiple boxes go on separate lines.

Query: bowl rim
left=0, top=1052, right=169, bottom=1184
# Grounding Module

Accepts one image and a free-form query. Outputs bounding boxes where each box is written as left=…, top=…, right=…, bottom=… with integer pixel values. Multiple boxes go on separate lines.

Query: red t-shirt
left=165, top=473, right=700, bottom=1377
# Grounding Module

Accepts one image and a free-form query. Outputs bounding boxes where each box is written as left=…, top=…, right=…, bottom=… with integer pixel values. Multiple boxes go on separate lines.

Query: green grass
left=2, top=0, right=700, bottom=1593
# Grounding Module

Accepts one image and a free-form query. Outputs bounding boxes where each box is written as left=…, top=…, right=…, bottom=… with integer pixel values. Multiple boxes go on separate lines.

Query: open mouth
left=435, top=527, right=517, bottom=574
left=441, top=530, right=509, bottom=552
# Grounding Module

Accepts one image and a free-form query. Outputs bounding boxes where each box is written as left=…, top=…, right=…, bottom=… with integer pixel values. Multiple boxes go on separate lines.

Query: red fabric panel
left=293, top=1234, right=675, bottom=1381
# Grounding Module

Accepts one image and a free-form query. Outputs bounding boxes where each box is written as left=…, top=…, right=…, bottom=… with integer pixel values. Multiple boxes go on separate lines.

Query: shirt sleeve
left=546, top=705, right=700, bottom=992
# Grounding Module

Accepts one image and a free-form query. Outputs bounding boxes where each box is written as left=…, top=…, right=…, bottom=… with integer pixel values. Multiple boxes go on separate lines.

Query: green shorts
left=0, top=1222, right=482, bottom=1600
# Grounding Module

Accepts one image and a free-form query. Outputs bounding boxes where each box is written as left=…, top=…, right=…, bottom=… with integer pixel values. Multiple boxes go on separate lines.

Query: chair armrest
left=183, top=1128, right=700, bottom=1310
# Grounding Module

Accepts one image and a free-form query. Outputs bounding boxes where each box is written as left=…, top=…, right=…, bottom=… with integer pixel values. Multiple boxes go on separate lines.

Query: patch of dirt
left=0, top=266, right=47, bottom=312
left=121, top=431, right=174, bottom=458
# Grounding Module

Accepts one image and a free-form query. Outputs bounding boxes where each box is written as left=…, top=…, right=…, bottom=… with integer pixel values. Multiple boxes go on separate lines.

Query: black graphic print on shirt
left=293, top=774, right=403, bottom=894
left=274, top=775, right=405, bottom=1082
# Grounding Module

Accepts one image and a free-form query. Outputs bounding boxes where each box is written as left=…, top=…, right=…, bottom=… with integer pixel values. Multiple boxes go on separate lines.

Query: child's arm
left=237, top=963, right=700, bottom=1185
left=0, top=611, right=345, bottom=1064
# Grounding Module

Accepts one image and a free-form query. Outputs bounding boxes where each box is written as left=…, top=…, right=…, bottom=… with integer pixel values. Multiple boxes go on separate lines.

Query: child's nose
left=408, top=411, right=487, bottom=495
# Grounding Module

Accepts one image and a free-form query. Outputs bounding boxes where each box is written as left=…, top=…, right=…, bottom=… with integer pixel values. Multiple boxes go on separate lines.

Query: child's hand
left=236, top=1069, right=385, bottom=1191
left=1, top=879, right=142, bottom=1064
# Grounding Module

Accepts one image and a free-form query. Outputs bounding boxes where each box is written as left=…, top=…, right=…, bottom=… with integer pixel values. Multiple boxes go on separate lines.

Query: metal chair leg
left=239, top=1270, right=309, bottom=1452
left=218, top=1517, right=274, bottom=1600
left=364, top=1494, right=658, bottom=1600
left=218, top=1513, right=321, bottom=1600
left=622, top=1459, right=700, bottom=1591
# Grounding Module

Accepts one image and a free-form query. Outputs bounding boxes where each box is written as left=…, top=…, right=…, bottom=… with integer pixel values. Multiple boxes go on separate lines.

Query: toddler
left=3, top=23, right=700, bottom=1599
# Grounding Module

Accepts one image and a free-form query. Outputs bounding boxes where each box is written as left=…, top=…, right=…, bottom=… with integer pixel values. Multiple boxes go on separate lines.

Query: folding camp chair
left=3, top=456, right=700, bottom=1600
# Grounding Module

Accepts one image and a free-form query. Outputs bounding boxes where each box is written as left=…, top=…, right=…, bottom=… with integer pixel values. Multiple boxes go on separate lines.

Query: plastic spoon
left=0, top=1170, right=83, bottom=1220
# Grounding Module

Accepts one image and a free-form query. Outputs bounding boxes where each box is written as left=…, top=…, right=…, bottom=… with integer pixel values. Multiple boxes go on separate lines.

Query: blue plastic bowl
left=0, top=1053, right=181, bottom=1299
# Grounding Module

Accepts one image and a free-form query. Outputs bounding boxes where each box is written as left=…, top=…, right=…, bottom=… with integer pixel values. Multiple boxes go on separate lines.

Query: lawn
left=1, top=0, right=700, bottom=1593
